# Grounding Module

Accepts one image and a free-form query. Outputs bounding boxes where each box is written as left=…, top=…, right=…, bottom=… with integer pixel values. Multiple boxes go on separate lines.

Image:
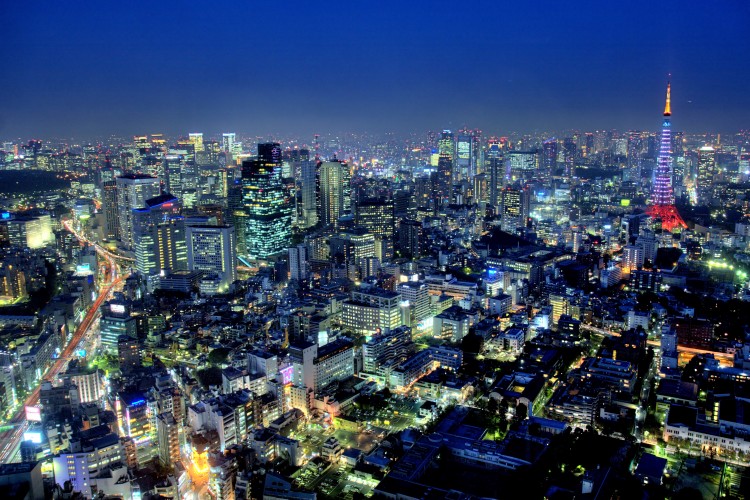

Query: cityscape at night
left=1, top=1, right=750, bottom=499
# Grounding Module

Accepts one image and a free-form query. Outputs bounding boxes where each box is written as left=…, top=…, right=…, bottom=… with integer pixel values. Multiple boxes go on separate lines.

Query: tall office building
left=188, top=133, right=204, bottom=152
left=499, top=186, right=530, bottom=232
left=697, top=146, right=716, bottom=204
left=329, top=228, right=375, bottom=280
left=186, top=225, right=237, bottom=292
left=398, top=219, right=424, bottom=259
left=438, top=130, right=455, bottom=159
left=102, top=180, right=120, bottom=241
left=506, top=151, right=538, bottom=182
left=288, top=244, right=308, bottom=281
left=355, top=198, right=395, bottom=259
left=100, top=299, right=136, bottom=352
left=342, top=288, right=404, bottom=335
left=455, top=133, right=474, bottom=181
left=157, top=412, right=180, bottom=469
left=242, top=143, right=293, bottom=260
left=118, top=336, right=141, bottom=373
left=222, top=133, right=235, bottom=153
left=542, top=139, right=557, bottom=182
left=163, top=154, right=184, bottom=199
left=133, top=194, right=186, bottom=288
left=227, top=179, right=246, bottom=256
left=434, top=153, right=453, bottom=207
left=317, top=159, right=346, bottom=227
left=222, top=133, right=242, bottom=162
left=562, top=138, right=576, bottom=177
left=362, top=326, right=414, bottom=373
left=115, top=174, right=160, bottom=250
left=7, top=215, right=53, bottom=249
left=299, top=155, right=318, bottom=227
left=626, top=131, right=643, bottom=182
left=396, top=282, right=431, bottom=327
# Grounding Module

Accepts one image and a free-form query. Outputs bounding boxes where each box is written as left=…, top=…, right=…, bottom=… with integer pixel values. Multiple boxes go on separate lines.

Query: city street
left=0, top=219, right=124, bottom=462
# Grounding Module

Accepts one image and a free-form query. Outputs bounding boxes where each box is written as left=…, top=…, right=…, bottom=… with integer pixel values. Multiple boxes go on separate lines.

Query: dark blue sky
left=2, top=0, right=749, bottom=139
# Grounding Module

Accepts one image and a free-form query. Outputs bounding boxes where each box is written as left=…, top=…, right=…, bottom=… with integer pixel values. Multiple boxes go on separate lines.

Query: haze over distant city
left=2, top=0, right=749, bottom=139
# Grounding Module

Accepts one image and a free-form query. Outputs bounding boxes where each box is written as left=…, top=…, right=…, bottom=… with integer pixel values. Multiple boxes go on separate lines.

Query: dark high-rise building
left=398, top=219, right=424, bottom=259
left=584, top=132, right=594, bottom=156
left=562, top=138, right=576, bottom=177
left=258, top=142, right=282, bottom=166
left=434, top=153, right=453, bottom=207
left=241, top=143, right=293, bottom=260
left=227, top=179, right=246, bottom=256
left=102, top=180, right=120, bottom=241
left=488, top=156, right=505, bottom=207
left=118, top=336, right=141, bottom=373
left=414, top=176, right=431, bottom=209
left=542, top=139, right=557, bottom=181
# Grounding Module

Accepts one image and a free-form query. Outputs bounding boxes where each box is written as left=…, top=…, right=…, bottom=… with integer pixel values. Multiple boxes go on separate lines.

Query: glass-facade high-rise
left=241, top=143, right=293, bottom=260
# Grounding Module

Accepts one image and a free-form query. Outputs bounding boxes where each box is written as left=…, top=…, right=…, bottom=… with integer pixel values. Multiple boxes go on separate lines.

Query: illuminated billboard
left=23, top=431, right=42, bottom=444
left=110, top=304, right=126, bottom=315
left=25, top=405, right=42, bottom=422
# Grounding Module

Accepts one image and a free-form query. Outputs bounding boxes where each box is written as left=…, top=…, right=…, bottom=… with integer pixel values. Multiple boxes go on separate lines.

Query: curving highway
left=0, top=219, right=125, bottom=462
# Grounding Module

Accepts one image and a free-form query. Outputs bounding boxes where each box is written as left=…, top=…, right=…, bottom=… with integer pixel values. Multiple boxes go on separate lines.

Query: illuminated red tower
left=646, top=82, right=687, bottom=232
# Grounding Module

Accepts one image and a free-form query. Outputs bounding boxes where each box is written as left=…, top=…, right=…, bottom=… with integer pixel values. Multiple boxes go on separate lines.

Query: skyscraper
left=188, top=133, right=204, bottom=152
left=562, top=138, right=576, bottom=177
left=317, top=159, right=346, bottom=227
left=646, top=82, right=687, bottom=232
left=132, top=194, right=186, bottom=289
left=398, top=219, right=424, bottom=259
left=241, top=143, right=293, bottom=260
left=186, top=224, right=237, bottom=292
left=227, top=179, right=246, bottom=256
left=499, top=186, right=530, bottom=232
left=288, top=244, right=308, bottom=281
left=299, top=152, right=318, bottom=228
left=697, top=146, right=716, bottom=205
left=542, top=139, right=557, bottom=182
left=102, top=180, right=120, bottom=241
left=115, top=174, right=160, bottom=250
left=355, top=198, right=395, bottom=259
left=434, top=153, right=453, bottom=207
left=455, top=133, right=473, bottom=181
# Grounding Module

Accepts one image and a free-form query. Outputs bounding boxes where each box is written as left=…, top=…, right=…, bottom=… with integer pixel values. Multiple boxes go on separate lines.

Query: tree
left=515, top=403, right=528, bottom=422
left=208, top=347, right=231, bottom=366
left=487, top=397, right=499, bottom=415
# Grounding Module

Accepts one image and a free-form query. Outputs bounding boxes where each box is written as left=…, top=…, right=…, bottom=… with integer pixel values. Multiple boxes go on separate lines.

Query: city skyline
left=2, top=1, right=749, bottom=138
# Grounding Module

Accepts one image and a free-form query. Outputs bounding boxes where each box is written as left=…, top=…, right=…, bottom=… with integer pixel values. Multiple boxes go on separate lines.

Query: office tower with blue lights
left=241, top=143, right=293, bottom=260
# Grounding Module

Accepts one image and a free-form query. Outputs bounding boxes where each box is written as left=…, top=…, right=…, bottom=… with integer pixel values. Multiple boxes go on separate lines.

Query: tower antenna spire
left=663, top=77, right=671, bottom=117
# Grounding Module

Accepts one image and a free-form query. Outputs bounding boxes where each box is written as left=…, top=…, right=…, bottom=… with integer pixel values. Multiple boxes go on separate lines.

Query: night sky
left=2, top=0, right=749, bottom=139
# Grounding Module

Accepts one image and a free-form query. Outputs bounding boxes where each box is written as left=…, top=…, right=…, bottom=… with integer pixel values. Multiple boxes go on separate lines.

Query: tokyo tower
left=646, top=81, right=687, bottom=232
